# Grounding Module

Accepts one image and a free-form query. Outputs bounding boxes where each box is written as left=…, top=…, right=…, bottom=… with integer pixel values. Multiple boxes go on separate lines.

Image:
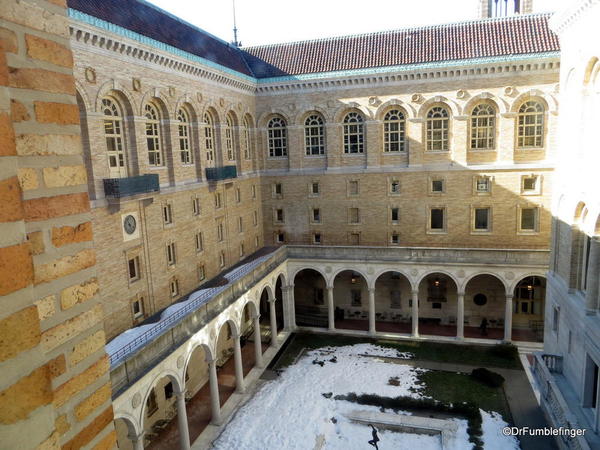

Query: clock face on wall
left=124, top=215, right=137, bottom=235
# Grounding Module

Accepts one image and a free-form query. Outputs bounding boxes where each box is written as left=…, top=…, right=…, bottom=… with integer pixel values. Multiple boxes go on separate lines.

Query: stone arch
left=175, top=97, right=199, bottom=122
left=416, top=269, right=460, bottom=289
left=417, top=96, right=461, bottom=118
left=583, top=56, right=600, bottom=86
left=243, top=112, right=255, bottom=128
left=463, top=93, right=507, bottom=115
left=372, top=268, right=416, bottom=291
left=295, top=107, right=329, bottom=126
left=217, top=315, right=241, bottom=339
left=140, top=369, right=182, bottom=423
left=257, top=109, right=291, bottom=128
left=75, top=81, right=92, bottom=112
left=461, top=272, right=508, bottom=294
left=509, top=272, right=547, bottom=293
left=510, top=90, right=557, bottom=114
left=290, top=265, right=328, bottom=285
left=94, top=80, right=137, bottom=116
left=333, top=104, right=371, bottom=123
left=375, top=99, right=416, bottom=120
left=114, top=413, right=139, bottom=437
left=226, top=109, right=239, bottom=126
left=239, top=297, right=259, bottom=322
left=275, top=271, right=287, bottom=288
left=331, top=267, right=370, bottom=288
left=574, top=201, right=588, bottom=223
left=140, top=89, right=172, bottom=119
left=202, top=104, right=221, bottom=124
left=183, top=341, right=214, bottom=379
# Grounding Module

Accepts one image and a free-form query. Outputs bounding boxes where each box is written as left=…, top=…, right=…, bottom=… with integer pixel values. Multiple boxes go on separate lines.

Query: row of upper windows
left=266, top=101, right=546, bottom=157
left=272, top=206, right=541, bottom=245
left=102, top=97, right=254, bottom=172
left=270, top=174, right=542, bottom=199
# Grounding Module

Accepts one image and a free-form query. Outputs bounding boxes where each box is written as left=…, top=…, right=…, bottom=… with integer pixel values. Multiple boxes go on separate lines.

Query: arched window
left=204, top=111, right=215, bottom=161
left=517, top=101, right=545, bottom=148
left=225, top=113, right=236, bottom=161
left=144, top=103, right=163, bottom=166
left=470, top=104, right=496, bottom=150
left=177, top=108, right=192, bottom=164
left=383, top=109, right=405, bottom=152
left=426, top=106, right=449, bottom=151
left=102, top=98, right=127, bottom=177
left=304, top=114, right=325, bottom=155
left=343, top=112, right=364, bottom=154
left=243, top=116, right=252, bottom=160
left=267, top=117, right=287, bottom=157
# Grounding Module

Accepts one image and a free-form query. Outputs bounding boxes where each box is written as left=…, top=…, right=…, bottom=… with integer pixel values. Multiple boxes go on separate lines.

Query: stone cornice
left=549, top=0, right=600, bottom=35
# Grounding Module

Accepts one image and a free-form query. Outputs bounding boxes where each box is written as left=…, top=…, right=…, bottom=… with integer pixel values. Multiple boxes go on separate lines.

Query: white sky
left=145, top=0, right=563, bottom=47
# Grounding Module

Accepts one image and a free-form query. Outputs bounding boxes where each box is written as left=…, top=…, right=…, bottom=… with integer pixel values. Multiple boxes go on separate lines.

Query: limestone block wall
left=0, top=1, right=114, bottom=448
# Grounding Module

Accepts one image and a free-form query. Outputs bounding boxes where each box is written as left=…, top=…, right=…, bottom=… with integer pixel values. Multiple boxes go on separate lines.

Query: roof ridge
left=242, top=12, right=553, bottom=50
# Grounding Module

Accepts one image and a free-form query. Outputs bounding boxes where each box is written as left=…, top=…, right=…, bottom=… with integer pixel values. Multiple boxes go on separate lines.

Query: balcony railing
left=103, top=174, right=160, bottom=198
left=205, top=165, right=237, bottom=181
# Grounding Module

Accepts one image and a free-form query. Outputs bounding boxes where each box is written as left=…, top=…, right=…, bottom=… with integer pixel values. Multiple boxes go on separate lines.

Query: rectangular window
left=163, top=204, right=173, bottom=225
left=192, top=197, right=200, bottom=216
left=170, top=278, right=179, bottom=297
left=348, top=180, right=359, bottom=196
left=430, top=208, right=445, bottom=230
left=275, top=209, right=284, bottom=223
left=390, top=180, right=400, bottom=194
left=219, top=251, right=226, bottom=268
left=522, top=175, right=540, bottom=194
left=520, top=207, right=538, bottom=231
left=132, top=297, right=144, bottom=319
left=272, top=183, right=283, bottom=197
left=215, top=193, right=222, bottom=209
left=198, top=265, right=205, bottom=281
left=238, top=217, right=243, bottom=233
left=474, top=207, right=490, bottom=231
left=239, top=243, right=245, bottom=257
left=311, top=182, right=320, bottom=195
left=166, top=242, right=176, bottom=265
left=431, top=179, right=444, bottom=193
left=349, top=232, right=360, bottom=245
left=235, top=188, right=241, bottom=203
left=254, top=235, right=259, bottom=248
left=195, top=232, right=203, bottom=252
left=312, top=208, right=321, bottom=223
left=164, top=382, right=174, bottom=399
left=128, top=256, right=140, bottom=282
left=391, top=233, right=399, bottom=244
left=391, top=208, right=399, bottom=223
left=217, top=223, right=224, bottom=241
left=252, top=185, right=257, bottom=199
left=253, top=211, right=258, bottom=226
left=552, top=306, right=560, bottom=333
left=313, top=233, right=321, bottom=244
left=276, top=232, right=285, bottom=244
left=349, top=208, right=360, bottom=224
left=476, top=177, right=491, bottom=193
left=351, top=289, right=362, bottom=306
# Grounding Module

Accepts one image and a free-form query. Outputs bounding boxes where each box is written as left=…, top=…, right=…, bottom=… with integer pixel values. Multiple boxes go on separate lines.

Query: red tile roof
left=242, top=13, right=559, bottom=78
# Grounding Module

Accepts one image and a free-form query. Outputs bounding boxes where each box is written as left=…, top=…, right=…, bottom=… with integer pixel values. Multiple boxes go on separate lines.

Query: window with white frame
left=128, top=256, right=140, bottom=282
left=204, top=111, right=215, bottom=161
left=163, top=203, right=173, bottom=225
left=312, top=208, right=321, bottom=223
left=310, top=182, right=320, bottom=196
left=132, top=296, right=144, bottom=319
left=426, top=106, right=449, bottom=151
left=144, top=103, right=163, bottom=166
left=473, top=207, right=491, bottom=231
left=272, top=183, right=283, bottom=198
left=349, top=208, right=360, bottom=224
left=268, top=117, right=287, bottom=157
left=275, top=208, right=284, bottom=223
left=313, top=233, right=322, bottom=244
left=519, top=207, right=539, bottom=232
left=305, top=114, right=325, bottom=155
left=521, top=175, right=540, bottom=194
left=475, top=176, right=491, bottom=193
left=225, top=112, right=236, bottom=161
left=390, top=180, right=400, bottom=194
left=102, top=98, right=127, bottom=177
left=177, top=108, right=192, bottom=164
left=195, top=232, right=203, bottom=252
left=517, top=101, right=545, bottom=148
left=391, top=233, right=400, bottom=244
left=243, top=116, right=252, bottom=160
left=343, top=112, right=364, bottom=153
left=275, top=232, right=285, bottom=244
left=431, top=179, right=445, bottom=193
left=166, top=242, right=176, bottom=266
left=429, top=207, right=446, bottom=231
left=383, top=109, right=405, bottom=152
left=391, top=207, right=399, bottom=224
left=470, top=103, right=496, bottom=150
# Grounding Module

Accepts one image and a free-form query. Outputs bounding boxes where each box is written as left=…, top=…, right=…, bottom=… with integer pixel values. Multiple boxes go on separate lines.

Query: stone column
left=207, top=358, right=221, bottom=425
left=411, top=290, right=419, bottom=337
left=504, top=294, right=513, bottom=342
left=174, top=389, right=191, bottom=450
left=287, top=284, right=296, bottom=329
left=268, top=298, right=278, bottom=347
left=233, top=334, right=245, bottom=393
left=457, top=292, right=465, bottom=340
left=327, top=286, right=335, bottom=331
left=129, top=432, right=145, bottom=450
left=253, top=314, right=263, bottom=368
left=368, top=288, right=376, bottom=335
left=585, top=238, right=600, bottom=314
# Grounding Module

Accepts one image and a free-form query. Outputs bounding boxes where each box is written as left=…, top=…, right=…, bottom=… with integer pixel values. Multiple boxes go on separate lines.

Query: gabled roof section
left=241, top=13, right=560, bottom=78
left=67, top=0, right=254, bottom=77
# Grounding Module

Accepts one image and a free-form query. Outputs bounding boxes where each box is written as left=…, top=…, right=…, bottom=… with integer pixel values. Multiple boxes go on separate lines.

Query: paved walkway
left=398, top=358, right=558, bottom=450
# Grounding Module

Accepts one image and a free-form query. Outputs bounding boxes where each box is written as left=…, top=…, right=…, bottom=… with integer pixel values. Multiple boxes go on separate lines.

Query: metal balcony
left=103, top=174, right=160, bottom=198
left=205, top=165, right=237, bottom=181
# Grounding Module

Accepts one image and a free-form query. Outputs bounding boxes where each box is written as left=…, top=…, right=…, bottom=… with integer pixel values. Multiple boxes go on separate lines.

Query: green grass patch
left=419, top=370, right=512, bottom=422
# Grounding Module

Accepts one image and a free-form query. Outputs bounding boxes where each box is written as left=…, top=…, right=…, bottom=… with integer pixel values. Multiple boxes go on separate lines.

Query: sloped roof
left=242, top=14, right=560, bottom=78
left=67, top=0, right=559, bottom=80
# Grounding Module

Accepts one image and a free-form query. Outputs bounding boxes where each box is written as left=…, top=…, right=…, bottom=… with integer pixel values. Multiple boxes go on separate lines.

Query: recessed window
left=343, top=112, right=365, bottom=154
left=348, top=180, right=359, bottom=196
left=390, top=180, right=400, bottom=194
left=276, top=232, right=285, bottom=244
left=349, top=208, right=360, bottom=224
left=473, top=293, right=488, bottom=306
left=177, top=108, right=192, bottom=164
left=132, top=297, right=144, bottom=319
left=128, top=256, right=140, bottom=282
left=204, top=111, right=215, bottom=161
left=272, top=183, right=283, bottom=198
left=192, top=197, right=200, bottom=216
left=198, top=265, right=205, bottom=281
left=195, top=232, right=203, bottom=252
left=430, top=208, right=445, bottom=231
left=426, top=106, right=449, bottom=151
left=268, top=117, right=288, bottom=157
left=312, top=208, right=321, bottom=223
left=238, top=217, right=243, bottom=233
left=254, top=235, right=259, bottom=248
left=243, top=116, right=252, bottom=160
left=144, top=103, right=164, bottom=166
left=102, top=98, right=127, bottom=177
left=474, top=207, right=491, bottom=231
left=164, top=382, right=174, bottom=399
left=215, top=193, right=222, bottom=209
left=170, top=278, right=179, bottom=297
left=431, top=179, right=444, bottom=193
left=313, top=233, right=322, bottom=244
left=251, top=185, right=257, bottom=199
left=391, top=208, right=399, bottom=223
left=522, top=175, right=540, bottom=194
left=349, top=233, right=360, bottom=245
left=517, top=101, right=545, bottom=149
left=225, top=113, right=237, bottom=161
left=311, top=182, right=320, bottom=196
left=235, top=188, right=241, bottom=203
left=520, top=207, right=538, bottom=232
left=166, top=242, right=176, bottom=266
left=305, top=114, right=325, bottom=155
left=383, top=109, right=406, bottom=152
left=253, top=210, right=258, bottom=226
left=470, top=104, right=496, bottom=150
left=217, top=223, right=224, bottom=241
left=391, top=233, right=400, bottom=245
left=275, top=209, right=284, bottom=223
left=219, top=251, right=226, bottom=268
left=163, top=204, right=173, bottom=225
left=239, top=243, right=245, bottom=257
left=476, top=176, right=491, bottom=193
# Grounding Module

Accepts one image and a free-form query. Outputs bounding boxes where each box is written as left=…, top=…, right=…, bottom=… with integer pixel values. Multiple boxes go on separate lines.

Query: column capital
left=457, top=291, right=465, bottom=297
left=505, top=293, right=514, bottom=300
left=252, top=313, right=261, bottom=320
left=326, top=285, right=334, bottom=290
left=368, top=287, right=376, bottom=294
left=174, top=388, right=187, bottom=398
left=411, top=289, right=419, bottom=296
left=128, top=431, right=145, bottom=442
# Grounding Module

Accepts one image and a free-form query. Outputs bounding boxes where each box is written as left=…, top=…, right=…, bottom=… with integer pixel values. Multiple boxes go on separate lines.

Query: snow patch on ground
left=213, top=344, right=470, bottom=450
left=481, top=410, right=520, bottom=450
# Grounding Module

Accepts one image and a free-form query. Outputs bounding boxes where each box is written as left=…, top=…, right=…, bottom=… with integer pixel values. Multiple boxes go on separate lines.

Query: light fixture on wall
left=434, top=278, right=440, bottom=287
left=351, top=273, right=357, bottom=284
